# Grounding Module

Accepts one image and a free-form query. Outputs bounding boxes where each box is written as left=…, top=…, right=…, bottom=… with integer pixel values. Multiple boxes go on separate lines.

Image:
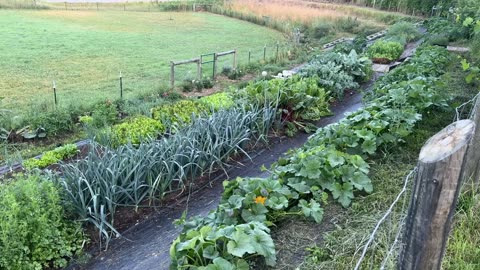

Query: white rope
left=354, top=168, right=416, bottom=270
left=379, top=216, right=406, bottom=270
left=455, top=92, right=480, bottom=121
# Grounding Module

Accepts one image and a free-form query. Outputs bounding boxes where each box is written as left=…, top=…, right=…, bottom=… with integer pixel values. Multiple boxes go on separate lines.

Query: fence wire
left=354, top=168, right=416, bottom=270
left=355, top=92, right=480, bottom=269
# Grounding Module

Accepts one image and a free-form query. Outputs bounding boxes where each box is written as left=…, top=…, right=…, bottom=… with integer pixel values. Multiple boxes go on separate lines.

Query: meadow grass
left=0, top=10, right=283, bottom=110
left=227, top=0, right=413, bottom=28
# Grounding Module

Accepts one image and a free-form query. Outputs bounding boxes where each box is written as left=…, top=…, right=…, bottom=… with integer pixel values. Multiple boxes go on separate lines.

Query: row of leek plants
left=52, top=49, right=370, bottom=249
left=169, top=45, right=451, bottom=268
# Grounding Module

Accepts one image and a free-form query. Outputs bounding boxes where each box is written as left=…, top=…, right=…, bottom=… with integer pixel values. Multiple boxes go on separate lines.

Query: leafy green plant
left=151, top=100, right=207, bottom=130
left=274, top=145, right=371, bottom=207
left=366, top=40, right=404, bottom=63
left=111, top=116, right=165, bottom=146
left=0, top=174, right=84, bottom=270
left=236, top=75, right=331, bottom=129
left=427, top=34, right=449, bottom=47
left=199, top=92, right=235, bottom=111
left=180, top=79, right=195, bottom=92
left=202, top=76, right=215, bottom=89
left=310, top=21, right=332, bottom=39
left=299, top=50, right=372, bottom=98
left=23, top=143, right=78, bottom=169
left=385, top=21, right=422, bottom=42
left=91, top=100, right=118, bottom=128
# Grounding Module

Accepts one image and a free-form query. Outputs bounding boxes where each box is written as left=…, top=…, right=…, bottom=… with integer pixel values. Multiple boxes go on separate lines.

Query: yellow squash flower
left=254, top=196, right=267, bottom=205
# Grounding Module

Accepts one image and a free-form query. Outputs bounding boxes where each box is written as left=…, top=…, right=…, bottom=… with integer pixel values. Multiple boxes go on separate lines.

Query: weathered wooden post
left=53, top=80, right=57, bottom=107
left=399, top=119, right=475, bottom=270
left=233, top=49, right=237, bottom=70
left=276, top=42, right=279, bottom=62
left=196, top=59, right=201, bottom=80
left=170, top=61, right=175, bottom=88
left=213, top=53, right=218, bottom=78
left=119, top=72, right=123, bottom=99
left=462, top=97, right=480, bottom=186
left=263, top=45, right=266, bottom=61
left=248, top=50, right=251, bottom=64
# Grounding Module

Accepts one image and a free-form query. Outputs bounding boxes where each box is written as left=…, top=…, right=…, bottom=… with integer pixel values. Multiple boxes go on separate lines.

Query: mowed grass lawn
left=0, top=10, right=284, bottom=110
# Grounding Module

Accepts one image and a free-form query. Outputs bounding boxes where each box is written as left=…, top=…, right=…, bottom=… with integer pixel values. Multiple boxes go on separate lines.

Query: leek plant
left=58, top=105, right=276, bottom=248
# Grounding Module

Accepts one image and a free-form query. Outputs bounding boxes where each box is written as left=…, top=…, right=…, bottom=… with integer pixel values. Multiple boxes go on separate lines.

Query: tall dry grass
left=228, top=0, right=411, bottom=26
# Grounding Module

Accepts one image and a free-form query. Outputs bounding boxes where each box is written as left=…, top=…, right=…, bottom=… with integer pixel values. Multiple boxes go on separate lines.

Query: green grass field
left=0, top=10, right=284, bottom=110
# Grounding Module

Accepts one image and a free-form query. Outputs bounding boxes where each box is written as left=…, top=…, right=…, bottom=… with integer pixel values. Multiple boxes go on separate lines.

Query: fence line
left=354, top=168, right=416, bottom=270
left=354, top=93, right=480, bottom=269
left=170, top=44, right=292, bottom=88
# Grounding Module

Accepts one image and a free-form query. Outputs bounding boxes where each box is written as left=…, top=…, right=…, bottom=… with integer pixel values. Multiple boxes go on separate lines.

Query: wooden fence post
left=461, top=97, right=480, bottom=186
left=233, top=49, right=237, bottom=70
left=170, top=61, right=175, bottom=88
left=213, top=53, right=217, bottom=78
left=399, top=120, right=475, bottom=270
left=196, top=59, right=201, bottom=80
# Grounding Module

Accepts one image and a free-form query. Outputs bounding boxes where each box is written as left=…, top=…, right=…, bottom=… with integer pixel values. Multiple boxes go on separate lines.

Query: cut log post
left=170, top=61, right=175, bottom=88
left=461, top=97, right=480, bottom=187
left=399, top=119, right=475, bottom=270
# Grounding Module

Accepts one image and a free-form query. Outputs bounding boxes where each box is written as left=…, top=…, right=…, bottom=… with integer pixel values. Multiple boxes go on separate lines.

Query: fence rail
left=169, top=43, right=291, bottom=88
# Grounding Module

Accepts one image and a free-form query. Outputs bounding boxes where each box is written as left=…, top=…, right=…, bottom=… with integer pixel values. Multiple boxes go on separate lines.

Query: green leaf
left=227, top=230, right=255, bottom=257
left=331, top=182, right=354, bottom=207
left=241, top=209, right=266, bottom=223
left=203, top=245, right=220, bottom=260
left=287, top=179, right=311, bottom=194
left=350, top=172, right=373, bottom=193
left=228, top=195, right=244, bottom=209
left=461, top=59, right=470, bottom=71
left=265, top=195, right=289, bottom=210
left=250, top=227, right=276, bottom=266
left=361, top=139, right=377, bottom=155
left=298, top=157, right=321, bottom=179
left=327, top=153, right=345, bottom=167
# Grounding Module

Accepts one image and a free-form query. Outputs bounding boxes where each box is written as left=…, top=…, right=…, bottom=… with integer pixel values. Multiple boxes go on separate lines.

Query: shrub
left=30, top=108, right=75, bottom=136
left=310, top=21, right=332, bottom=39
left=385, top=21, right=422, bottom=42
left=227, top=69, right=243, bottom=80
left=334, top=17, right=358, bottom=33
left=202, top=76, right=214, bottom=89
left=111, top=116, right=165, bottom=146
left=366, top=40, right=404, bottom=63
left=23, top=144, right=78, bottom=169
left=427, top=34, right=449, bottom=47
left=0, top=174, right=84, bottom=270
left=90, top=100, right=118, bottom=127
left=180, top=79, right=194, bottom=92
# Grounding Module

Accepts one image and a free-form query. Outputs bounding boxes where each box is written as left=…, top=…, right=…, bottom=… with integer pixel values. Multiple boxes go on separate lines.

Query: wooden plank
left=399, top=120, right=475, bottom=270
left=172, top=58, right=200, bottom=65
left=216, top=50, right=235, bottom=57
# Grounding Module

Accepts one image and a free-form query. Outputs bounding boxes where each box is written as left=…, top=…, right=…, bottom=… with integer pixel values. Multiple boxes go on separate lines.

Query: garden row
left=0, top=43, right=372, bottom=269
left=169, top=44, right=451, bottom=268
